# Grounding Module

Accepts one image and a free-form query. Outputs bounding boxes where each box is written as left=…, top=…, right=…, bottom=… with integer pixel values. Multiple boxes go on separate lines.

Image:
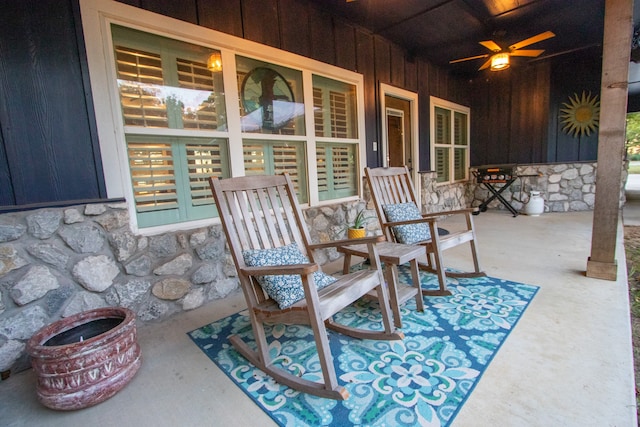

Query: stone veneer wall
left=420, top=161, right=627, bottom=214
left=0, top=200, right=368, bottom=377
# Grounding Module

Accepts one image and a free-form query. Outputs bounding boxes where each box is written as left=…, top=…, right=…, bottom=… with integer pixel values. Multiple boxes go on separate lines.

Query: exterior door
left=383, top=95, right=413, bottom=171
left=386, top=108, right=405, bottom=167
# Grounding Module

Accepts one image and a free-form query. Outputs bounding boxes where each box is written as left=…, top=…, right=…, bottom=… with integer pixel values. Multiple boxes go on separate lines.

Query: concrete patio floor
left=0, top=206, right=637, bottom=426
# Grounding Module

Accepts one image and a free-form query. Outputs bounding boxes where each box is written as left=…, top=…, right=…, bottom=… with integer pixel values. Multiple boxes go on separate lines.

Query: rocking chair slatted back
left=367, top=168, right=417, bottom=240
left=215, top=175, right=310, bottom=262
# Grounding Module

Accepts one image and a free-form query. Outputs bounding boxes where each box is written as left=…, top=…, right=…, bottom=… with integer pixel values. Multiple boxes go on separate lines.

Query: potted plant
left=347, top=209, right=374, bottom=239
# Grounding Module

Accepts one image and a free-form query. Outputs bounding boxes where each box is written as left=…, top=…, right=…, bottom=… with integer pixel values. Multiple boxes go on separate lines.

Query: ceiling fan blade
left=449, top=54, right=489, bottom=64
left=478, top=58, right=493, bottom=71
left=529, top=43, right=601, bottom=62
left=509, top=31, right=555, bottom=51
left=479, top=40, right=502, bottom=52
left=509, top=49, right=545, bottom=57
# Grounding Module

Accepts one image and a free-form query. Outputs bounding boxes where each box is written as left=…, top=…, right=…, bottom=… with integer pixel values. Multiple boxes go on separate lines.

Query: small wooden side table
left=337, top=241, right=425, bottom=328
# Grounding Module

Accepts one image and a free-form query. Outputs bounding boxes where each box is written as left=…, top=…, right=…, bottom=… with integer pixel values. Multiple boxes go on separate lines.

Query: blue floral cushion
left=382, top=202, right=431, bottom=244
left=242, top=243, right=337, bottom=309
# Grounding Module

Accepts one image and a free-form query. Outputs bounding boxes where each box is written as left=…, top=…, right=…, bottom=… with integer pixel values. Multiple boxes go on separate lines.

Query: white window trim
left=80, top=0, right=366, bottom=234
left=429, top=96, right=470, bottom=185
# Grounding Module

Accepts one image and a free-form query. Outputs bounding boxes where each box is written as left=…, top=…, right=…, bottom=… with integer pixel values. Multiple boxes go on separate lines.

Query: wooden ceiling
left=306, top=0, right=607, bottom=77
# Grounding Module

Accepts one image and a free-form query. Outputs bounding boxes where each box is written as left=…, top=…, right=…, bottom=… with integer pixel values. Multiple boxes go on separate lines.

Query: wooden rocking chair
left=209, top=173, right=403, bottom=400
left=365, top=166, right=485, bottom=295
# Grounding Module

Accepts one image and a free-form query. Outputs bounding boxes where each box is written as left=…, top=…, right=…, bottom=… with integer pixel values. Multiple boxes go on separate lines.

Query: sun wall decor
left=559, top=91, right=600, bottom=138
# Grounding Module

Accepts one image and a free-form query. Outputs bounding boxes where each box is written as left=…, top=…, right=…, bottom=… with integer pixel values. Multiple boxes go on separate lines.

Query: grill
left=473, top=164, right=519, bottom=217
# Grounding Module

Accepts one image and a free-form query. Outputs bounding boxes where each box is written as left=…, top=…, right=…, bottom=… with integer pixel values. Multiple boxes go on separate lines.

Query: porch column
left=586, top=0, right=633, bottom=280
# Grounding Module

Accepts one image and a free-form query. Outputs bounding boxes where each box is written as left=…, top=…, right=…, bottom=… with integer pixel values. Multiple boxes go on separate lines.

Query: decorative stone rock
left=109, top=230, right=138, bottom=262
left=312, top=215, right=329, bottom=230
left=27, top=307, right=141, bottom=411
left=177, top=234, right=188, bottom=249
left=149, top=234, right=177, bottom=257
left=153, top=253, right=192, bottom=276
left=137, top=236, right=148, bottom=251
left=63, top=209, right=84, bottom=224
left=195, top=240, right=225, bottom=260
left=561, top=168, right=579, bottom=180
left=26, top=210, right=62, bottom=239
left=0, top=305, right=49, bottom=340
left=223, top=256, right=238, bottom=277
left=0, top=244, right=28, bottom=276
left=84, top=204, right=107, bottom=216
left=105, top=279, right=151, bottom=309
left=182, top=287, right=204, bottom=310
left=207, top=278, right=238, bottom=300
left=152, top=278, right=190, bottom=300
left=94, top=211, right=129, bottom=231
left=192, top=262, right=221, bottom=284
left=62, top=292, right=108, bottom=317
left=124, top=255, right=152, bottom=277
left=0, top=340, right=25, bottom=371
left=27, top=243, right=70, bottom=269
left=0, top=292, right=4, bottom=314
left=11, top=265, right=60, bottom=306
left=137, top=299, right=170, bottom=322
left=72, top=255, right=119, bottom=292
left=189, top=230, right=207, bottom=247
left=0, top=219, right=26, bottom=243
left=59, top=224, right=104, bottom=254
left=548, top=174, right=562, bottom=183
left=107, top=202, right=128, bottom=210
left=584, top=193, right=596, bottom=206
left=580, top=164, right=594, bottom=175
left=44, top=285, right=75, bottom=316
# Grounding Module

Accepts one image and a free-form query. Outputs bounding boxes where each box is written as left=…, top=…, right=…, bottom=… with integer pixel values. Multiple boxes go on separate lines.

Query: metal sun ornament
left=559, top=91, right=601, bottom=138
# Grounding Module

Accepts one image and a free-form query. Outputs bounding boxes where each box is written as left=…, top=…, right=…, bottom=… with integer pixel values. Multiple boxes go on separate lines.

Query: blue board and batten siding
left=0, top=0, right=104, bottom=209
left=0, top=0, right=609, bottom=213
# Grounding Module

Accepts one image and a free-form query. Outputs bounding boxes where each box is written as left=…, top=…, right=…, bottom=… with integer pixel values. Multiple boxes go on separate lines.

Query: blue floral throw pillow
left=242, top=243, right=337, bottom=309
left=382, top=202, right=431, bottom=245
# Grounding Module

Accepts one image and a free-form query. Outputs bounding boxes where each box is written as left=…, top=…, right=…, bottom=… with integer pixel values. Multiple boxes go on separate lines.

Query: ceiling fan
left=450, top=30, right=556, bottom=71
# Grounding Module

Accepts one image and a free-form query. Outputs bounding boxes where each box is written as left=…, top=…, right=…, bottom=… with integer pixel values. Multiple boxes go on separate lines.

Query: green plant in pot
left=347, top=209, right=374, bottom=239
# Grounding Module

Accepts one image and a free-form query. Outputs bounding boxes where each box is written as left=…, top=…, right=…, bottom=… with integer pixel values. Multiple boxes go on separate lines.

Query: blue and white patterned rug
left=188, top=267, right=538, bottom=426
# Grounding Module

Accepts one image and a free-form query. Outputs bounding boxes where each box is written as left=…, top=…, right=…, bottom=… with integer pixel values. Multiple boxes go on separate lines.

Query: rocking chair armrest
left=384, top=217, right=437, bottom=228
left=421, top=207, right=478, bottom=218
left=308, top=235, right=385, bottom=250
left=240, top=263, right=319, bottom=277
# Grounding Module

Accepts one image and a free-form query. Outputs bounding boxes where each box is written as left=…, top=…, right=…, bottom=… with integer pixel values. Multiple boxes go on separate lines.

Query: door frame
left=379, top=83, right=420, bottom=201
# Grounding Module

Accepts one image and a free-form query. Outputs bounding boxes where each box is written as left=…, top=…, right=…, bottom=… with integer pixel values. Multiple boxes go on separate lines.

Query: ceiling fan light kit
left=490, top=53, right=510, bottom=71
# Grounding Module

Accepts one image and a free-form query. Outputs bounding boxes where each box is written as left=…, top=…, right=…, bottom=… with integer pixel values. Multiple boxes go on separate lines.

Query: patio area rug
left=188, top=268, right=538, bottom=427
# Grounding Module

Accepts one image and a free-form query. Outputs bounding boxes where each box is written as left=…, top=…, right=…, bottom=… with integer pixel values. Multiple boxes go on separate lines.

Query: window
left=112, top=25, right=229, bottom=227
left=81, top=0, right=366, bottom=233
left=430, top=97, right=470, bottom=184
left=313, top=75, right=358, bottom=201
